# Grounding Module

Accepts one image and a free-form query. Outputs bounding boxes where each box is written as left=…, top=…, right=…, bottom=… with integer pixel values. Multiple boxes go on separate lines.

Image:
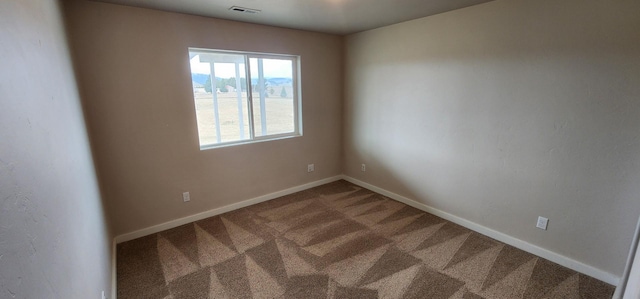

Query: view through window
left=188, top=49, right=301, bottom=149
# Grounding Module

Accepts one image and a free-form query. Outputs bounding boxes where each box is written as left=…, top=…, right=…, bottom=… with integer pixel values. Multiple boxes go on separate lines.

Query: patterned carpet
left=117, top=180, right=615, bottom=299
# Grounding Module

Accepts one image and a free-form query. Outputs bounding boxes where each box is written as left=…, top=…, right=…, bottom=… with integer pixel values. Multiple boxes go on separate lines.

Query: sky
left=190, top=55, right=293, bottom=78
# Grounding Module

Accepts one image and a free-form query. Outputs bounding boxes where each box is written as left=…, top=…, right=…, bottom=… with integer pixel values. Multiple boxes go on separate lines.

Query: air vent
left=229, top=6, right=261, bottom=14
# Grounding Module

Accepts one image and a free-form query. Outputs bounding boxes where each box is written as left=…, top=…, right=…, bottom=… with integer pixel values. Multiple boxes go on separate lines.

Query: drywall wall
left=64, top=0, right=344, bottom=236
left=0, top=0, right=112, bottom=298
left=344, top=0, right=640, bottom=277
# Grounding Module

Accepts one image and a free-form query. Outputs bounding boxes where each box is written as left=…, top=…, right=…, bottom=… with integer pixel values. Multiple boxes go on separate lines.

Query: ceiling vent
left=229, top=6, right=261, bottom=14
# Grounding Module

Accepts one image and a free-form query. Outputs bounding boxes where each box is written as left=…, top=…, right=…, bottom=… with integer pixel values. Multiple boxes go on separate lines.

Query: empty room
left=1, top=0, right=640, bottom=298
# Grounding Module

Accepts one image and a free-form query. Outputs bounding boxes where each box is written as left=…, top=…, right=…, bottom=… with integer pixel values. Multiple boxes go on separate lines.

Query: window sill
left=199, top=133, right=302, bottom=151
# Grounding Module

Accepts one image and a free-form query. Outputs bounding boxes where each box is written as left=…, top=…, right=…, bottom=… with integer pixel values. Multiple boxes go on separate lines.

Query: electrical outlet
left=102, top=291, right=107, bottom=299
left=182, top=191, right=191, bottom=202
left=307, top=164, right=315, bottom=172
left=361, top=164, right=366, bottom=172
left=536, top=216, right=548, bottom=230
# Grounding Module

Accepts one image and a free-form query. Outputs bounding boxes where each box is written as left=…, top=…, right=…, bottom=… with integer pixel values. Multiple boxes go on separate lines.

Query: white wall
left=344, top=0, right=640, bottom=278
left=0, top=0, right=112, bottom=298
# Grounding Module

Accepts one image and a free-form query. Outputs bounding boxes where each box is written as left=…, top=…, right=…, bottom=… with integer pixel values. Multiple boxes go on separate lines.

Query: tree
left=218, top=78, right=228, bottom=90
left=280, top=87, right=287, bottom=98
left=225, top=78, right=235, bottom=89
left=223, top=78, right=248, bottom=91
left=204, top=75, right=212, bottom=93
left=204, top=76, right=229, bottom=93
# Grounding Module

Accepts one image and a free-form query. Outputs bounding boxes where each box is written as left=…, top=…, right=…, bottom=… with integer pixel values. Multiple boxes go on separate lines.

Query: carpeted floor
left=117, top=180, right=615, bottom=299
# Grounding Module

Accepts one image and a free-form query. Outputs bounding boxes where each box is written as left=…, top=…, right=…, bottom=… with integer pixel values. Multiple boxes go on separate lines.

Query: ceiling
left=93, top=0, right=494, bottom=35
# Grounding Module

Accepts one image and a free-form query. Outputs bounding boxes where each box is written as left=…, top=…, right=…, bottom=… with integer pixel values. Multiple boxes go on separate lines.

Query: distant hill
left=191, top=74, right=209, bottom=85
left=251, top=77, right=293, bottom=85
left=192, top=73, right=292, bottom=86
left=266, top=78, right=293, bottom=85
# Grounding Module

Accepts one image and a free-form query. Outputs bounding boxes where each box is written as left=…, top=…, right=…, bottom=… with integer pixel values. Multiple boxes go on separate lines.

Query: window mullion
left=257, top=58, right=267, bottom=136
left=233, top=62, right=246, bottom=140
left=292, top=57, right=301, bottom=135
left=245, top=55, right=255, bottom=140
left=208, top=61, right=222, bottom=144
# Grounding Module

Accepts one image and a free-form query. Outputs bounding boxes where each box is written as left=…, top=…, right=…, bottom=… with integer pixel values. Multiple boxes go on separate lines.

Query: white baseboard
left=114, top=175, right=342, bottom=244
left=341, top=175, right=620, bottom=286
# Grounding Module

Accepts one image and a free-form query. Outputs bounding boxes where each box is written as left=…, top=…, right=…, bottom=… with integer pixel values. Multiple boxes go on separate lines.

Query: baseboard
left=341, top=175, right=620, bottom=286
left=114, top=175, right=343, bottom=244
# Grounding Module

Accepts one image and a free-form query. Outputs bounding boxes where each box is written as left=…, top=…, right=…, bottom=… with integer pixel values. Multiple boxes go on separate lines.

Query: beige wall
left=0, top=0, right=112, bottom=297
left=344, top=0, right=640, bottom=276
left=64, top=0, right=344, bottom=236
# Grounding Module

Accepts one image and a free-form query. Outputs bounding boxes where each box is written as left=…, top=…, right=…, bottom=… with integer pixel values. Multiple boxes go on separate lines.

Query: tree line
left=204, top=76, right=248, bottom=93
left=204, top=76, right=288, bottom=97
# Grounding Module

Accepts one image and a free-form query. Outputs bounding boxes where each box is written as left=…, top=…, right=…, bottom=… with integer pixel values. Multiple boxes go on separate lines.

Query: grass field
left=194, top=91, right=295, bottom=146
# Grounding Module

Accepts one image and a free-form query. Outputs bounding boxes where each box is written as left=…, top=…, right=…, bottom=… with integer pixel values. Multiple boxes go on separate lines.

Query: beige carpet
left=117, top=180, right=615, bottom=298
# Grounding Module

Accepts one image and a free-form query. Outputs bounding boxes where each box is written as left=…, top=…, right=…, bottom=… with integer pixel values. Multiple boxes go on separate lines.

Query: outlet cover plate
left=536, top=216, right=548, bottom=230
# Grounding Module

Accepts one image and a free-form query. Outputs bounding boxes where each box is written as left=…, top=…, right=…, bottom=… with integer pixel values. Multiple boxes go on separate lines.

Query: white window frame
left=189, top=48, right=303, bottom=150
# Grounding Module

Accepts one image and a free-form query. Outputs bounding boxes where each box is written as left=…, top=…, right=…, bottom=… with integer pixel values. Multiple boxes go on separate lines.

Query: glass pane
left=250, top=58, right=295, bottom=137
left=189, top=51, right=250, bottom=147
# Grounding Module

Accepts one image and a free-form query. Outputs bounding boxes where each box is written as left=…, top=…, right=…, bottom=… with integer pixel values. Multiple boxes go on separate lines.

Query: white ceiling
left=93, top=0, right=494, bottom=35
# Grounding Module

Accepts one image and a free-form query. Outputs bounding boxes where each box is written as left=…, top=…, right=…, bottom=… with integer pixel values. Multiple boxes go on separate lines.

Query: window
left=188, top=49, right=301, bottom=149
